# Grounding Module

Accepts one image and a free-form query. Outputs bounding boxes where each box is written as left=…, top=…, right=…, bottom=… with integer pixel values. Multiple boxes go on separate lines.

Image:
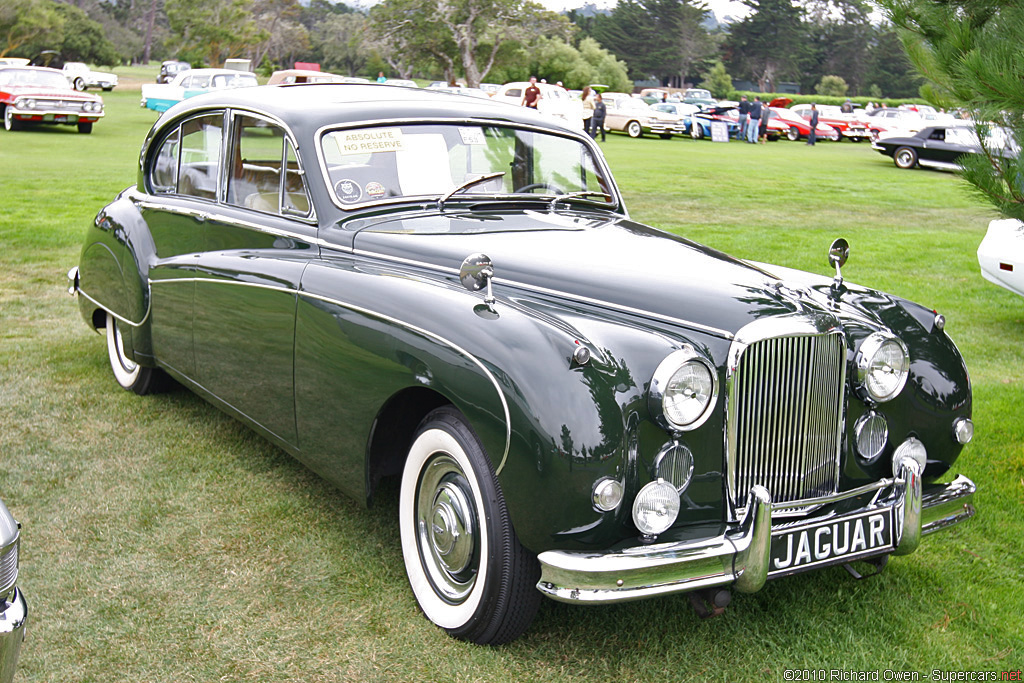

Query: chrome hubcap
left=416, top=454, right=478, bottom=603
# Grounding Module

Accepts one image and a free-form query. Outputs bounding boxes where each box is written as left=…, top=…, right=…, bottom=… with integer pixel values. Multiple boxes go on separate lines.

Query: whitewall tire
left=105, top=312, right=164, bottom=395
left=399, top=407, right=540, bottom=644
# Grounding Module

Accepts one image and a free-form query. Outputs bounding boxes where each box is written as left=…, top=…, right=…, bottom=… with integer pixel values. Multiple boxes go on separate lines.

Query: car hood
left=351, top=209, right=821, bottom=339
left=5, top=85, right=99, bottom=100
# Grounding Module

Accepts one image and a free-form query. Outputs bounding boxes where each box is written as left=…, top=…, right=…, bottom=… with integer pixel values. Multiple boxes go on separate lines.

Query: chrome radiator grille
left=0, top=538, right=18, bottom=596
left=728, top=332, right=846, bottom=511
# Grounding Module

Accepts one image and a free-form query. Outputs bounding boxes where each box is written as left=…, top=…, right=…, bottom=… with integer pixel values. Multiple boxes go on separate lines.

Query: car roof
left=158, top=83, right=575, bottom=136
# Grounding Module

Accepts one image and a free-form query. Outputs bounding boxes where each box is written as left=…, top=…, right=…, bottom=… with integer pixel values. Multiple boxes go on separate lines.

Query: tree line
left=1, top=0, right=923, bottom=98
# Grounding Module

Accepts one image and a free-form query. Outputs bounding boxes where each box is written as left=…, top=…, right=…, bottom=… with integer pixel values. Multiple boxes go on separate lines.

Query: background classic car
left=871, top=124, right=1015, bottom=171
left=71, top=84, right=976, bottom=645
left=0, top=65, right=104, bottom=133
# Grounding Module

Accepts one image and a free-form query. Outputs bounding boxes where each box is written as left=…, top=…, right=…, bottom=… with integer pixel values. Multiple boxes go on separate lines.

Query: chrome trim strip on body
left=132, top=199, right=329, bottom=244
left=75, top=286, right=152, bottom=329
left=146, top=277, right=513, bottom=474
left=350, top=248, right=735, bottom=340
left=535, top=473, right=976, bottom=604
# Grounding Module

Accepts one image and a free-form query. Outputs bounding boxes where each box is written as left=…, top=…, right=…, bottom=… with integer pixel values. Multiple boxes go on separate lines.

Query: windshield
left=0, top=68, right=71, bottom=90
left=320, top=123, right=614, bottom=209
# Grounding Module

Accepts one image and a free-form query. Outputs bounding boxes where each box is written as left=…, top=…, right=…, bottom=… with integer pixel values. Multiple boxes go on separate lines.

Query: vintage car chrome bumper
left=0, top=588, right=27, bottom=683
left=537, top=460, right=976, bottom=604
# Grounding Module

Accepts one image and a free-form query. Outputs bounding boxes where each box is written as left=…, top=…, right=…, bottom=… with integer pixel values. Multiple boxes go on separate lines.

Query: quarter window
left=178, top=114, right=224, bottom=200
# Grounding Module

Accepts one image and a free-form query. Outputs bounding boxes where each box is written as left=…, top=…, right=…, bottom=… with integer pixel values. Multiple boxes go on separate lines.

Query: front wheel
left=626, top=120, right=642, bottom=138
left=400, top=407, right=541, bottom=644
left=894, top=146, right=918, bottom=169
left=78, top=122, right=93, bottom=134
left=4, top=106, right=23, bottom=132
left=105, top=312, right=165, bottom=395
left=691, top=122, right=704, bottom=139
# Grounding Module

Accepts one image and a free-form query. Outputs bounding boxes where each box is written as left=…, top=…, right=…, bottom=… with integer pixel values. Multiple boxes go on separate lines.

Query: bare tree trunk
left=142, top=0, right=159, bottom=64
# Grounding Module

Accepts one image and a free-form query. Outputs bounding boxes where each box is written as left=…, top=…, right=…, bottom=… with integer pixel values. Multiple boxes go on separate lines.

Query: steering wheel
left=514, top=182, right=564, bottom=194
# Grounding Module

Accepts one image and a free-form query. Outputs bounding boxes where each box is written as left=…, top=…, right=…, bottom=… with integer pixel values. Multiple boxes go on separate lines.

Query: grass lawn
left=1, top=89, right=1021, bottom=682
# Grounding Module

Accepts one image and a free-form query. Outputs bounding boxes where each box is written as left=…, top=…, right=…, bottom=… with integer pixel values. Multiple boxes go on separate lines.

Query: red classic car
left=0, top=65, right=104, bottom=134
left=788, top=101, right=871, bottom=141
left=768, top=98, right=841, bottom=142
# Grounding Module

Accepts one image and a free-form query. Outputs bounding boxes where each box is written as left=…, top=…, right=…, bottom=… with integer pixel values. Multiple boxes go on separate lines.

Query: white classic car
left=63, top=62, right=118, bottom=91
left=140, top=68, right=258, bottom=113
left=978, top=218, right=1024, bottom=297
left=0, top=498, right=26, bottom=683
left=492, top=82, right=585, bottom=130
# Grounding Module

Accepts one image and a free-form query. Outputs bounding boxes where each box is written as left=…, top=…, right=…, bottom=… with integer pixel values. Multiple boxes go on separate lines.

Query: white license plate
left=768, top=508, right=893, bottom=575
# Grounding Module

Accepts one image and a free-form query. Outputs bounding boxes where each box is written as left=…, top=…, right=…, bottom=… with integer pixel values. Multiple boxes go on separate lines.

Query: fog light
left=854, top=412, right=888, bottom=463
left=953, top=417, right=974, bottom=445
left=654, top=443, right=694, bottom=491
left=632, top=479, right=679, bottom=536
left=892, top=437, right=927, bottom=477
left=592, top=478, right=624, bottom=512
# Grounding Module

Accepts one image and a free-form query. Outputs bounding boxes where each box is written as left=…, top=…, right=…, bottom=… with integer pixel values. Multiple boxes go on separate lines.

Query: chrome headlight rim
left=855, top=331, right=910, bottom=403
left=648, top=347, right=718, bottom=432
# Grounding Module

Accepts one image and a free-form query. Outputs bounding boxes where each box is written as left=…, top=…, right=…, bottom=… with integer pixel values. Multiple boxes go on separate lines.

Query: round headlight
left=892, top=436, right=927, bottom=477
left=855, top=332, right=909, bottom=403
left=649, top=348, right=718, bottom=431
left=632, top=479, right=680, bottom=536
left=592, top=478, right=624, bottom=512
left=25, top=99, right=36, bottom=109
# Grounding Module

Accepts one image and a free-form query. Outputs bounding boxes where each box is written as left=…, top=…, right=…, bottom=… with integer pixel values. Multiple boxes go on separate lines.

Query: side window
left=178, top=113, right=224, bottom=200
left=227, top=114, right=311, bottom=217
left=150, top=128, right=180, bottom=193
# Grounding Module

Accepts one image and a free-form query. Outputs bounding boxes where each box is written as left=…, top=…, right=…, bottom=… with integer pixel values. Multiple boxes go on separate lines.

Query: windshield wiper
left=438, top=172, right=505, bottom=211
left=548, top=191, right=613, bottom=211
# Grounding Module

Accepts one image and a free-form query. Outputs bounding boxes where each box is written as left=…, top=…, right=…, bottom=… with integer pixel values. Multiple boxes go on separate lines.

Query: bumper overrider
left=0, top=589, right=26, bottom=683
left=537, top=458, right=975, bottom=603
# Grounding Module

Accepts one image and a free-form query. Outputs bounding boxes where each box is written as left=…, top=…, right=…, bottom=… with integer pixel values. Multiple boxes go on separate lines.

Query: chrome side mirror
left=827, top=238, right=849, bottom=298
left=460, top=253, right=495, bottom=306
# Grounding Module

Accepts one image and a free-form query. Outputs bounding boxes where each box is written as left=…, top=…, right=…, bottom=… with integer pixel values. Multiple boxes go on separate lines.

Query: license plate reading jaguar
left=768, top=509, right=894, bottom=576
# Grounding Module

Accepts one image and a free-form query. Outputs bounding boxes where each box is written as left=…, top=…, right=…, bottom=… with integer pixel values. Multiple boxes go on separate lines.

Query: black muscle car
left=871, top=124, right=1010, bottom=171
left=70, top=84, right=977, bottom=645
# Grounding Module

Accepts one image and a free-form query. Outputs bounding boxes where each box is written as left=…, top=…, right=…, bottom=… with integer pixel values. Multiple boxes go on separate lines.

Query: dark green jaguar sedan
left=69, top=84, right=976, bottom=645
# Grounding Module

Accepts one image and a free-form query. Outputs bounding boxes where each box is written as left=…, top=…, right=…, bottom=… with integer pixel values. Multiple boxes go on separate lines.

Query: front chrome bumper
left=0, top=589, right=27, bottom=683
left=537, top=460, right=976, bottom=604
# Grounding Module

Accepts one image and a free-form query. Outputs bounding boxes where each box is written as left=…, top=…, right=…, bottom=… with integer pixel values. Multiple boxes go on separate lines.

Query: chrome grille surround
left=0, top=535, right=19, bottom=598
left=725, top=313, right=847, bottom=521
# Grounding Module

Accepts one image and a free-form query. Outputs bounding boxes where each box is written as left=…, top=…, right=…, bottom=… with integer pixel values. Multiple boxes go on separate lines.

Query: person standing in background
left=807, top=104, right=819, bottom=145
left=581, top=86, right=596, bottom=137
left=521, top=76, right=542, bottom=109
left=737, top=95, right=750, bottom=139
left=747, top=96, right=762, bottom=143
left=591, top=93, right=607, bottom=141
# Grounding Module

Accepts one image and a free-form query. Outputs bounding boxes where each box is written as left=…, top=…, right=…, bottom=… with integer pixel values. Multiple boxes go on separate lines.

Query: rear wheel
left=400, top=407, right=541, bottom=644
left=691, top=122, right=704, bottom=139
left=105, top=312, right=165, bottom=395
left=894, top=146, right=918, bottom=169
left=73, top=77, right=86, bottom=91
left=829, top=128, right=841, bottom=142
left=787, top=126, right=800, bottom=141
left=626, top=120, right=642, bottom=138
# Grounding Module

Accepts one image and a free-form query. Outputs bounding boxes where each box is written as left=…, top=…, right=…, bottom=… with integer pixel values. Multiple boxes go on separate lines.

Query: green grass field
left=1, top=88, right=1021, bottom=682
